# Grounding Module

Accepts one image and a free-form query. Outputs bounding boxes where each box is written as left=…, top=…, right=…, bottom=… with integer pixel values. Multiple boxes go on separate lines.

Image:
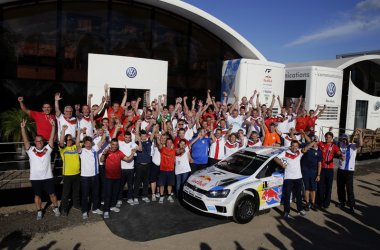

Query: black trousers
left=99, top=165, right=106, bottom=202
left=317, top=168, right=334, bottom=208
left=104, top=178, right=120, bottom=212
left=337, top=169, right=355, bottom=207
left=61, top=174, right=81, bottom=212
left=133, top=163, right=151, bottom=198
left=118, top=169, right=134, bottom=200
left=81, top=175, right=100, bottom=213
left=283, top=178, right=303, bottom=213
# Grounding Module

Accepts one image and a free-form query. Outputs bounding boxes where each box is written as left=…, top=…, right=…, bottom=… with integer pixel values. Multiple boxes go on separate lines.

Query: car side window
left=257, top=160, right=283, bottom=179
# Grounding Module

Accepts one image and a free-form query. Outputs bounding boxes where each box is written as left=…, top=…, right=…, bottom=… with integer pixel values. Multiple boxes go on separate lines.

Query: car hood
left=187, top=166, right=248, bottom=191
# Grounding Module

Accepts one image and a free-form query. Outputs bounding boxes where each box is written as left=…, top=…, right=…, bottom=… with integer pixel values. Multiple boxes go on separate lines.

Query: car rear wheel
left=233, top=194, right=257, bottom=224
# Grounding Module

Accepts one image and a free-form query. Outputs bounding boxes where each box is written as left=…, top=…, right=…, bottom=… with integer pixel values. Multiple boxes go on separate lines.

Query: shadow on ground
left=104, top=199, right=230, bottom=242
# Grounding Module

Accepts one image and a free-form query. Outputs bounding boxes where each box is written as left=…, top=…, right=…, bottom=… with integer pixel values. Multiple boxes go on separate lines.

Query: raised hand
left=62, top=125, right=68, bottom=131
left=75, top=104, right=80, bottom=110
left=55, top=93, right=62, bottom=101
left=18, top=96, right=24, bottom=102
left=20, top=119, right=27, bottom=128
left=88, top=94, right=93, bottom=99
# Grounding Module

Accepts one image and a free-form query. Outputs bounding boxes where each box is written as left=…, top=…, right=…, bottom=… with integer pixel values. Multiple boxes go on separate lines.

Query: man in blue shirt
left=189, top=128, right=211, bottom=173
left=301, top=136, right=322, bottom=211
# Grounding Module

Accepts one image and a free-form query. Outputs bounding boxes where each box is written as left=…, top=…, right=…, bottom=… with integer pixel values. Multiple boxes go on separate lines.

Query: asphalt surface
left=0, top=160, right=379, bottom=249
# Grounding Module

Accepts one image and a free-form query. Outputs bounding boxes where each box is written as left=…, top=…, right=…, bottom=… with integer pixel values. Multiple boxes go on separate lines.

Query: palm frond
left=0, top=109, right=36, bottom=142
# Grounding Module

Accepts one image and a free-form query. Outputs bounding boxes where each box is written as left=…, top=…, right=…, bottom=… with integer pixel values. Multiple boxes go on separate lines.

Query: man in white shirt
left=209, top=128, right=226, bottom=166
left=226, top=109, right=244, bottom=133
left=21, top=118, right=60, bottom=220
left=274, top=140, right=314, bottom=219
left=76, top=129, right=107, bottom=219
left=336, top=130, right=363, bottom=212
left=55, top=92, right=77, bottom=140
left=117, top=131, right=138, bottom=206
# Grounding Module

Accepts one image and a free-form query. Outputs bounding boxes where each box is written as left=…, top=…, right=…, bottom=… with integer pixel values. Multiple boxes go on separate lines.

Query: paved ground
left=0, top=161, right=379, bottom=250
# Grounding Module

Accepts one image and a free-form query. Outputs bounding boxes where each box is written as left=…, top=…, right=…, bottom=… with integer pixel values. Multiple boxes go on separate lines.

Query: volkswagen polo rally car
left=183, top=147, right=286, bottom=224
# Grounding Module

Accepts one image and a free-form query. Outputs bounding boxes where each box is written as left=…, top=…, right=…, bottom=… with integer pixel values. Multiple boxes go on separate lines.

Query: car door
left=255, top=159, right=284, bottom=210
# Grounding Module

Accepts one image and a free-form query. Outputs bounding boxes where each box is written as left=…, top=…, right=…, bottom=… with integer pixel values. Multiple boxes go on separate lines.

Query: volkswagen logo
left=326, top=82, right=336, bottom=97
left=375, top=101, right=380, bottom=111
left=126, top=67, right=137, bottom=78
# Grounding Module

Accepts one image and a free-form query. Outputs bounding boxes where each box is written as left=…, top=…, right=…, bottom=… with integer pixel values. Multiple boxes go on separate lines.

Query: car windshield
left=215, top=150, right=269, bottom=176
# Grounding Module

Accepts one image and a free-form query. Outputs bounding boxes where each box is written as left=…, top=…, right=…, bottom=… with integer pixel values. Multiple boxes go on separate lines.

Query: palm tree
left=0, top=108, right=36, bottom=158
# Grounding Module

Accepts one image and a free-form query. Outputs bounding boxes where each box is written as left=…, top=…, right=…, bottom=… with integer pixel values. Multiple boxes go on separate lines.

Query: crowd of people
left=18, top=84, right=363, bottom=220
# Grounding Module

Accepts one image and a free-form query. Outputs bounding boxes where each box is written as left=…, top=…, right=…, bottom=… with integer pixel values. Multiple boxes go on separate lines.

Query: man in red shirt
left=156, top=137, right=176, bottom=204
left=100, top=138, right=135, bottom=219
left=317, top=132, right=343, bottom=209
left=18, top=96, right=56, bottom=141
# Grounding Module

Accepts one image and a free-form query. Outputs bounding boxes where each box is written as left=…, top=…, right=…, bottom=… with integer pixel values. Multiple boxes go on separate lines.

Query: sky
left=183, top=0, right=380, bottom=63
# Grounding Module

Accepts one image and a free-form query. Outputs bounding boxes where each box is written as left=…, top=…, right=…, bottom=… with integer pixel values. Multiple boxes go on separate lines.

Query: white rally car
left=183, top=147, right=286, bottom=224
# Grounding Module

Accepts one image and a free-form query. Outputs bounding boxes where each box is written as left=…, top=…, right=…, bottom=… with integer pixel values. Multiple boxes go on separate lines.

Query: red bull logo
left=262, top=188, right=281, bottom=204
left=191, top=175, right=212, bottom=187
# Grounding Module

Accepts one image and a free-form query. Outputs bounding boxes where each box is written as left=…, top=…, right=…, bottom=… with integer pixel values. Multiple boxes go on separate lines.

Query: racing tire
left=233, top=194, right=257, bottom=224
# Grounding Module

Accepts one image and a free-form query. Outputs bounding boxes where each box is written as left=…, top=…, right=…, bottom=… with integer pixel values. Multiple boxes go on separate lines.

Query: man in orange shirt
left=262, top=121, right=281, bottom=147
left=295, top=109, right=309, bottom=133
left=156, top=137, right=176, bottom=204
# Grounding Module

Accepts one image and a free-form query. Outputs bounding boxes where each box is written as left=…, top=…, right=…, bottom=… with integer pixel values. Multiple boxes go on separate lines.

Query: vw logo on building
left=326, top=82, right=336, bottom=97
left=126, top=67, right=137, bottom=78
left=374, top=101, right=380, bottom=111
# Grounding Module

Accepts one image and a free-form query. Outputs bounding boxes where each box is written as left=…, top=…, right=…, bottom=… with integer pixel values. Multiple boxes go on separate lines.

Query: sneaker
left=82, top=212, right=88, bottom=220
left=283, top=212, right=289, bottom=220
left=311, top=203, right=317, bottom=211
left=152, top=194, right=157, bottom=202
left=304, top=203, right=310, bottom=211
left=336, top=202, right=345, bottom=208
left=133, top=198, right=139, bottom=205
left=116, top=200, right=122, bottom=208
left=156, top=192, right=160, bottom=198
left=101, top=201, right=105, bottom=205
left=92, top=209, right=103, bottom=215
left=142, top=197, right=150, bottom=203
left=167, top=194, right=174, bottom=203
left=298, top=210, right=306, bottom=216
left=127, top=199, right=134, bottom=205
left=159, top=196, right=164, bottom=204
left=37, top=210, right=43, bottom=220
left=103, top=212, right=110, bottom=219
left=53, top=207, right=61, bottom=217
left=110, top=207, right=120, bottom=213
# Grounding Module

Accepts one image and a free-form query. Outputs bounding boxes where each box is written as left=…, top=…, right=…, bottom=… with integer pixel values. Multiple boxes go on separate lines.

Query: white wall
left=87, top=53, right=168, bottom=105
left=346, top=77, right=380, bottom=130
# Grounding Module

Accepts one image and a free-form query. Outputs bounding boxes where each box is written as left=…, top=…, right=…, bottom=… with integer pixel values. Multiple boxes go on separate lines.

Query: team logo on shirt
left=326, top=82, right=336, bottom=97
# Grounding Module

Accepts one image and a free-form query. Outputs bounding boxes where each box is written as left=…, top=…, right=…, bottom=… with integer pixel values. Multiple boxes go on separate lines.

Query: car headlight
left=206, top=189, right=230, bottom=198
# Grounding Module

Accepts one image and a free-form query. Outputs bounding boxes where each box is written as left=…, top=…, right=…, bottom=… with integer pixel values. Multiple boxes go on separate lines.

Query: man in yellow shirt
left=59, top=125, right=81, bottom=216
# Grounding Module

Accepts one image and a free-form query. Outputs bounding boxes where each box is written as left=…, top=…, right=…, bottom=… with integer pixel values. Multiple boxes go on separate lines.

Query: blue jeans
left=176, top=172, right=190, bottom=195
left=283, top=178, right=303, bottom=213
left=81, top=175, right=100, bottom=213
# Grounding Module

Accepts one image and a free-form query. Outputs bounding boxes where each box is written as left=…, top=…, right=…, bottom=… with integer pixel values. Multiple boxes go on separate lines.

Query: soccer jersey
left=191, top=137, right=211, bottom=164
left=119, top=141, right=137, bottom=169
left=59, top=145, right=80, bottom=176
left=79, top=146, right=99, bottom=177
left=263, top=127, right=281, bottom=146
left=27, top=145, right=53, bottom=180
left=175, top=150, right=191, bottom=175
left=29, top=111, right=55, bottom=141
left=225, top=140, right=239, bottom=157
left=160, top=147, right=176, bottom=171
left=57, top=114, right=77, bottom=140
left=282, top=134, right=301, bottom=147
left=247, top=139, right=262, bottom=147
left=338, top=142, right=357, bottom=171
left=277, top=149, right=303, bottom=180
left=209, top=137, right=225, bottom=160
left=227, top=115, right=244, bottom=133
left=318, top=141, right=340, bottom=169
left=104, top=150, right=125, bottom=179
left=78, top=116, right=93, bottom=140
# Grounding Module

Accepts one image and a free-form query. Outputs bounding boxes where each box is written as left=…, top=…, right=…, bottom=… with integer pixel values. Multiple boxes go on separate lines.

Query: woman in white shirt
left=175, top=139, right=192, bottom=196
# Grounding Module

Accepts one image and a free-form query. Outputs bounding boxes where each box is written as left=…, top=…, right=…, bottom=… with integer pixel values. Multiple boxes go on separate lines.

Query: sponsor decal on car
left=191, top=175, right=212, bottom=187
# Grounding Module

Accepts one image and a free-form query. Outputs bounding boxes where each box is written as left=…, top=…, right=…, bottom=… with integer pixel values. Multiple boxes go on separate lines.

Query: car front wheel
left=233, top=194, right=257, bottom=224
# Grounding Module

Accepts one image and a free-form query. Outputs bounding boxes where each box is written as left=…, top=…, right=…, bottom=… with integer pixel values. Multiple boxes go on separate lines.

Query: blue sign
left=326, top=82, right=336, bottom=97
left=126, top=67, right=137, bottom=78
